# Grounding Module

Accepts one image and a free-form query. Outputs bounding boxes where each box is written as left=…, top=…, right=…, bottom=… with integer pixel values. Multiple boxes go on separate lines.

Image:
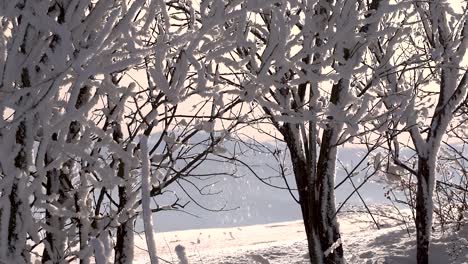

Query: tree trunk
left=8, top=178, right=25, bottom=261
left=6, top=120, right=29, bottom=262
left=283, top=122, right=345, bottom=264
left=283, top=124, right=323, bottom=263
left=309, top=79, right=347, bottom=264
left=282, top=80, right=345, bottom=264
left=115, top=162, right=135, bottom=264
left=315, top=127, right=343, bottom=264
left=42, top=165, right=66, bottom=263
left=416, top=156, right=433, bottom=264
left=115, top=218, right=135, bottom=264
left=74, top=171, right=92, bottom=264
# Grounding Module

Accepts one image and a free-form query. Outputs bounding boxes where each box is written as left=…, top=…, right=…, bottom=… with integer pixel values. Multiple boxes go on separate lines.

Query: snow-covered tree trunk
left=41, top=2, right=74, bottom=261
left=114, top=162, right=135, bottom=264
left=42, top=162, right=66, bottom=263
left=140, top=135, right=159, bottom=264
left=3, top=51, right=34, bottom=264
left=412, top=74, right=468, bottom=263
left=113, top=103, right=135, bottom=264
left=415, top=155, right=433, bottom=264
left=404, top=2, right=468, bottom=262
left=282, top=125, right=323, bottom=263
left=7, top=121, right=29, bottom=262
left=225, top=0, right=389, bottom=262
left=315, top=81, right=347, bottom=263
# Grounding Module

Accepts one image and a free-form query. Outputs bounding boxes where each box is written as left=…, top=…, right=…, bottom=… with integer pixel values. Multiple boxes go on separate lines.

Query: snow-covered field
left=132, top=209, right=468, bottom=264
left=130, top=144, right=468, bottom=264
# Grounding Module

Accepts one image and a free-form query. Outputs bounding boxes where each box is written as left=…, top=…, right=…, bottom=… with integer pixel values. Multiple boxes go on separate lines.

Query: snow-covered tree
left=376, top=1, right=468, bottom=263
left=106, top=2, right=258, bottom=263
left=0, top=0, right=156, bottom=262
left=0, top=0, right=258, bottom=263
left=212, top=0, right=397, bottom=263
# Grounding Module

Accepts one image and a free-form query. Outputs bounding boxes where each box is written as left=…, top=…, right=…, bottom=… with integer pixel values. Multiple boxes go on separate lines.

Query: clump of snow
left=324, top=238, right=342, bottom=257
left=175, top=244, right=189, bottom=264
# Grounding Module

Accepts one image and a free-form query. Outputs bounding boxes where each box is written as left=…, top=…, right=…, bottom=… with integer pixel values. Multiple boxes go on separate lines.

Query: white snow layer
left=127, top=209, right=468, bottom=264
left=29, top=208, right=467, bottom=263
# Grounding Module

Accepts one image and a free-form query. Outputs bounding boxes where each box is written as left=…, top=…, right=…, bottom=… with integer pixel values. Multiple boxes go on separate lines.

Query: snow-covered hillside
left=150, top=143, right=390, bottom=232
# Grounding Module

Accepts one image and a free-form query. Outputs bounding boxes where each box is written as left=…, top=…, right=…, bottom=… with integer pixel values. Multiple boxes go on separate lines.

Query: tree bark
left=42, top=165, right=66, bottom=263
left=6, top=120, right=29, bottom=262
left=283, top=122, right=344, bottom=264
left=280, top=80, right=346, bottom=264
left=315, top=127, right=343, bottom=264
left=283, top=125, right=322, bottom=264
left=115, top=162, right=135, bottom=264
left=415, top=157, right=433, bottom=264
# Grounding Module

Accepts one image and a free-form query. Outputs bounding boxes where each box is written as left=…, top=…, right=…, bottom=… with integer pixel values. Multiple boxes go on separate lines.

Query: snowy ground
left=131, top=209, right=468, bottom=264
